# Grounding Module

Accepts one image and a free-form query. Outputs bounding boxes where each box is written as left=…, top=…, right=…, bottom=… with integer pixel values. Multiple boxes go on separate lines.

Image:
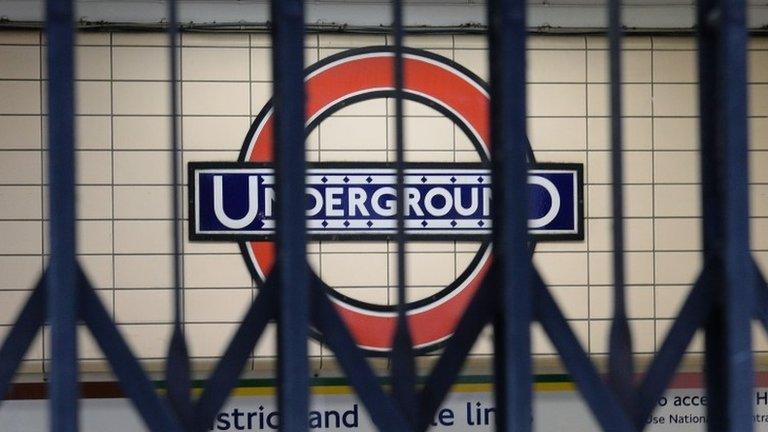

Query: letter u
left=213, top=175, right=260, bottom=229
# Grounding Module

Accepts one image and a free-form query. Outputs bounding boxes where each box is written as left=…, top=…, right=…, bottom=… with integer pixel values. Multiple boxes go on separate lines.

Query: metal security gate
left=0, top=0, right=765, bottom=430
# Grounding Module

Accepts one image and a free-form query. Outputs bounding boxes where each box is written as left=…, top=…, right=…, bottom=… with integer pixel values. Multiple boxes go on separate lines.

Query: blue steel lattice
left=0, top=0, right=766, bottom=431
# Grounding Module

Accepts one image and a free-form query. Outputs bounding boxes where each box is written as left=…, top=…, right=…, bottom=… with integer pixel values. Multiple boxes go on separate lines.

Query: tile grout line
left=38, top=29, right=46, bottom=376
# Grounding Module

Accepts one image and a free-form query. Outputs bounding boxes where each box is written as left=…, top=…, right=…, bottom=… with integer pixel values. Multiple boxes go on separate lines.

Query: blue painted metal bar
left=697, top=0, right=754, bottom=425
left=487, top=0, right=532, bottom=428
left=78, top=267, right=184, bottom=432
left=0, top=275, right=46, bottom=403
left=417, top=266, right=497, bottom=432
left=271, top=0, right=310, bottom=429
left=193, top=275, right=277, bottom=431
left=164, top=0, right=192, bottom=426
left=635, top=266, right=714, bottom=428
left=532, top=269, right=635, bottom=431
left=309, top=274, right=410, bottom=431
left=607, top=0, right=635, bottom=414
left=45, top=0, right=79, bottom=429
left=390, top=0, right=416, bottom=425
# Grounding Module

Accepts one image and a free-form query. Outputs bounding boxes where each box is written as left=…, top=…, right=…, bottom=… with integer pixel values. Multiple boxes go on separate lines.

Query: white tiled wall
left=0, top=30, right=767, bottom=376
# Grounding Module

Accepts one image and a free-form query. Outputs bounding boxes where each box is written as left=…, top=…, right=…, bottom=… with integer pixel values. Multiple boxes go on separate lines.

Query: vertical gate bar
left=697, top=0, right=728, bottom=426
left=487, top=0, right=532, bottom=429
left=718, top=0, right=754, bottom=426
left=165, top=0, right=192, bottom=425
left=698, top=0, right=755, bottom=426
left=45, top=0, right=79, bottom=430
left=391, top=0, right=417, bottom=425
left=271, top=0, right=309, bottom=430
left=606, top=0, right=635, bottom=413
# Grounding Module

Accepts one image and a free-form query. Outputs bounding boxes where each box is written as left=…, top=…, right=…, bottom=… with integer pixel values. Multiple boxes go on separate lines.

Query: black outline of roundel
left=235, top=46, right=538, bottom=355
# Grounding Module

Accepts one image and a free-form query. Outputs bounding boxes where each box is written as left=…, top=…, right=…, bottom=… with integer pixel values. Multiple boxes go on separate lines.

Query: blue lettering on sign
left=189, top=163, right=583, bottom=240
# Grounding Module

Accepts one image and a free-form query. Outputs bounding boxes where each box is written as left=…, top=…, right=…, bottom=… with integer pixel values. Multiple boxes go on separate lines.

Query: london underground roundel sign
left=189, top=47, right=584, bottom=353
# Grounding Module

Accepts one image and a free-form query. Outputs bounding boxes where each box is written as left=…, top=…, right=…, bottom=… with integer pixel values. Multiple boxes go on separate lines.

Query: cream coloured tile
left=749, top=38, right=768, bottom=50
left=0, top=150, right=42, bottom=184
left=0, top=186, right=40, bottom=219
left=113, top=185, right=170, bottom=219
left=453, top=49, right=487, bottom=81
left=114, top=220, right=172, bottom=254
left=121, top=324, right=173, bottom=359
left=183, top=47, right=249, bottom=81
left=655, top=151, right=700, bottom=183
left=114, top=116, right=171, bottom=150
left=453, top=35, right=486, bottom=49
left=751, top=218, right=768, bottom=250
left=653, top=51, right=697, bottom=83
left=587, top=84, right=651, bottom=116
left=586, top=151, right=653, bottom=184
left=75, top=46, right=110, bottom=80
left=0, top=30, right=40, bottom=44
left=752, top=185, right=768, bottom=217
left=321, top=253, right=388, bottom=287
left=76, top=220, right=112, bottom=254
left=76, top=186, right=112, bottom=219
left=550, top=286, right=589, bottom=319
left=250, top=47, right=318, bottom=81
left=533, top=321, right=589, bottom=355
left=328, top=287, right=388, bottom=305
left=184, top=33, right=249, bottom=47
left=184, top=254, right=252, bottom=288
left=652, top=37, right=695, bottom=50
left=750, top=118, right=767, bottom=150
left=749, top=51, right=768, bottom=83
left=588, top=251, right=654, bottom=285
left=114, top=151, right=172, bottom=184
left=113, top=81, right=170, bottom=115
left=0, top=328, right=42, bottom=361
left=183, top=116, right=250, bottom=150
left=182, top=151, right=239, bottom=182
left=653, top=84, right=698, bottom=116
left=655, top=251, right=702, bottom=285
left=319, top=34, right=386, bottom=48
left=75, top=33, right=110, bottom=46
left=114, top=255, right=173, bottom=288
left=113, top=33, right=168, bottom=46
left=655, top=285, right=691, bottom=319
left=528, top=118, right=586, bottom=150
left=529, top=84, right=586, bottom=117
left=0, top=257, right=43, bottom=290
left=254, top=323, right=277, bottom=357
left=587, top=117, right=652, bottom=150
left=533, top=252, right=588, bottom=285
left=590, top=285, right=654, bottom=319
left=75, top=150, right=111, bottom=184
left=587, top=36, right=651, bottom=50
left=113, top=46, right=170, bottom=80
left=251, top=82, right=271, bottom=111
left=320, top=116, right=386, bottom=150
left=182, top=82, right=249, bottom=115
left=115, top=289, right=172, bottom=325
left=0, top=46, right=40, bottom=79
left=590, top=320, right=655, bottom=354
left=387, top=252, right=455, bottom=287
left=654, top=118, right=698, bottom=150
left=655, top=218, right=702, bottom=251
left=751, top=151, right=768, bottom=183
left=750, top=84, right=768, bottom=116
left=80, top=255, right=113, bottom=289
left=0, top=116, right=41, bottom=149
left=654, top=185, right=701, bottom=217
left=587, top=218, right=653, bottom=251
left=530, top=36, right=586, bottom=49
left=338, top=99, right=388, bottom=116
left=76, top=116, right=111, bottom=149
left=0, top=291, right=34, bottom=325
left=0, top=221, right=41, bottom=254
left=183, top=224, right=243, bottom=255
left=187, top=323, right=242, bottom=358
left=586, top=50, right=652, bottom=83
left=0, top=81, right=40, bottom=114
left=321, top=241, right=388, bottom=253
left=185, top=289, right=251, bottom=322
left=528, top=50, right=585, bottom=83
left=388, top=116, right=454, bottom=151
left=588, top=184, right=653, bottom=217
left=469, top=325, right=494, bottom=355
